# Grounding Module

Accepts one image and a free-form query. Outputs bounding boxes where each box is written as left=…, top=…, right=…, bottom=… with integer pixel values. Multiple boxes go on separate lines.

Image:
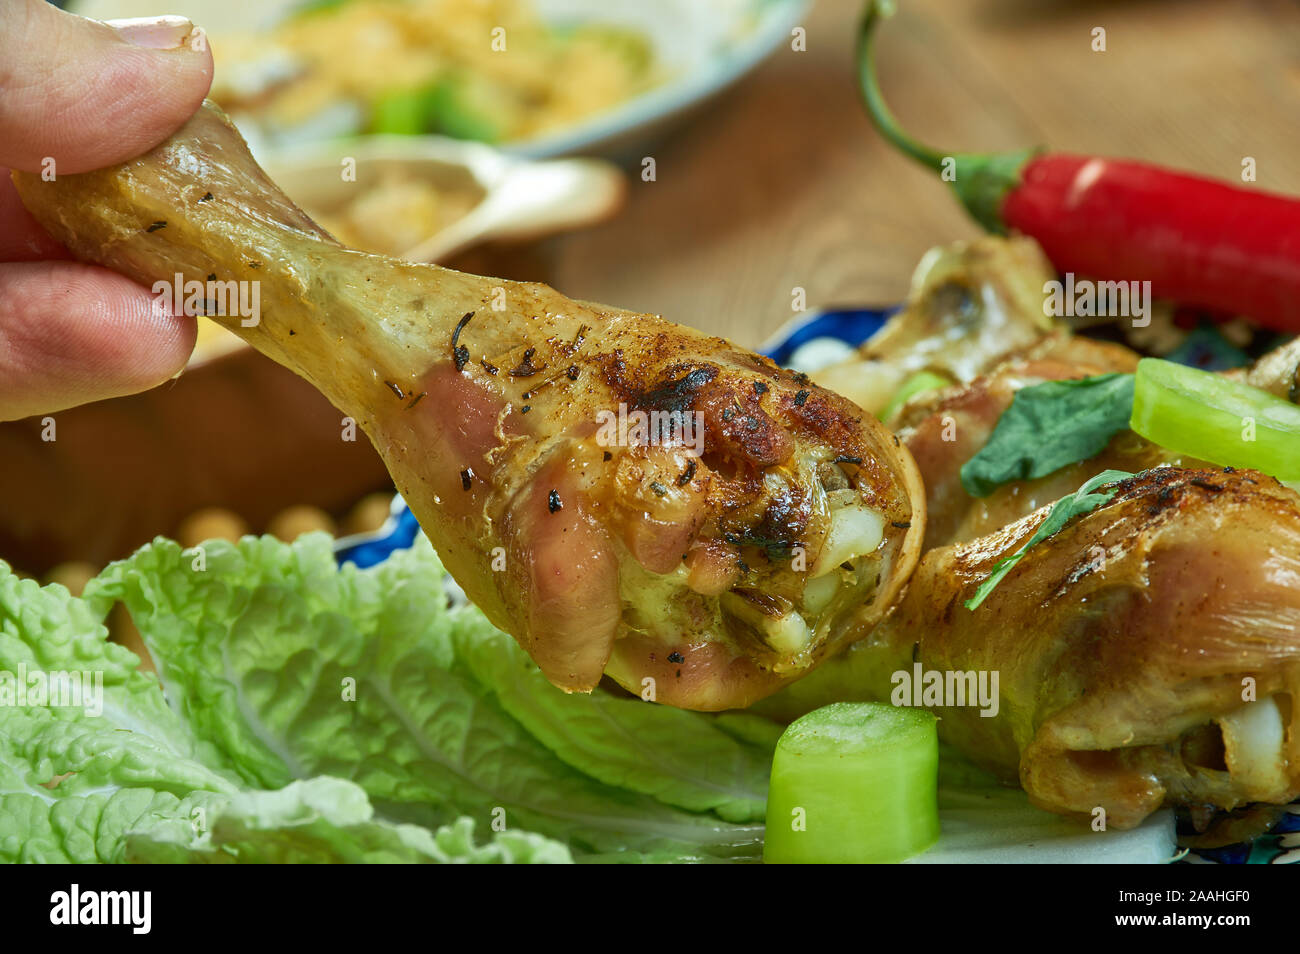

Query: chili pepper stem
left=855, top=1, right=946, bottom=171
left=855, top=0, right=1038, bottom=234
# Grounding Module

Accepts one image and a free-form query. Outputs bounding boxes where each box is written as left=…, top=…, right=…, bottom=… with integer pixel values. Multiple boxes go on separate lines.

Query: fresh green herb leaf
left=963, top=469, right=1134, bottom=611
left=960, top=373, right=1135, bottom=498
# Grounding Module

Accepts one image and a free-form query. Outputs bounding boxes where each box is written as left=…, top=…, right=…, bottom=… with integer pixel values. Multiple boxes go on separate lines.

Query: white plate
left=70, top=0, right=810, bottom=157
left=912, top=786, right=1177, bottom=864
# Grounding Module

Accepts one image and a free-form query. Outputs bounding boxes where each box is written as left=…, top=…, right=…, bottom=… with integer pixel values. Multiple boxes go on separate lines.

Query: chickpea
left=341, top=491, right=396, bottom=536
left=267, top=505, right=336, bottom=542
left=45, top=561, right=99, bottom=597
left=177, top=508, right=248, bottom=547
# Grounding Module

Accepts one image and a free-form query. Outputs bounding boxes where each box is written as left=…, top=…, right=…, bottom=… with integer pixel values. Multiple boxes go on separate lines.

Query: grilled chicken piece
left=763, top=467, right=1300, bottom=828
left=813, top=235, right=1059, bottom=415
left=782, top=234, right=1300, bottom=826
left=12, top=101, right=925, bottom=710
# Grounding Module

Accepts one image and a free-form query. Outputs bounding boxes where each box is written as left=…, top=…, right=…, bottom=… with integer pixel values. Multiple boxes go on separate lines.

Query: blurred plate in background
left=510, top=0, right=812, bottom=158
left=71, top=0, right=810, bottom=158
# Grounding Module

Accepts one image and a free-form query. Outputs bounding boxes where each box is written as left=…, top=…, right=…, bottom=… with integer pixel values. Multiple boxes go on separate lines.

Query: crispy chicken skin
left=12, top=101, right=925, bottom=710
left=767, top=467, right=1300, bottom=828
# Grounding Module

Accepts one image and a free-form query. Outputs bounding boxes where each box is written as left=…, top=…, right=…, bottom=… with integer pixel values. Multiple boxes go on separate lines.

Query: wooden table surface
left=484, top=0, right=1300, bottom=349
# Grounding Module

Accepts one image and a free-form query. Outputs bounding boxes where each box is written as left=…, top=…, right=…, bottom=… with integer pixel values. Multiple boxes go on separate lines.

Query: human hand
left=0, top=0, right=213, bottom=421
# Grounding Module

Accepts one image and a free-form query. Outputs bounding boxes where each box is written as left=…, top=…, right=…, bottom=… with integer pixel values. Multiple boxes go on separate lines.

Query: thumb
left=0, top=0, right=213, bottom=176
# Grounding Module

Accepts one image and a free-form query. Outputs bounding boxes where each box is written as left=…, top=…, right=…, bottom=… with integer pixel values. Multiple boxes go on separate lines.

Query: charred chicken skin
left=12, top=101, right=925, bottom=710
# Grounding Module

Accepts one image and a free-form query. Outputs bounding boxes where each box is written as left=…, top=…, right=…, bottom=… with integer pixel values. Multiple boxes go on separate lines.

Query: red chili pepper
left=856, top=1, right=1300, bottom=334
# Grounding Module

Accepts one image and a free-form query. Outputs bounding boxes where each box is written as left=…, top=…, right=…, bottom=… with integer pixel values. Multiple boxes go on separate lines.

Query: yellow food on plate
left=211, top=0, right=659, bottom=145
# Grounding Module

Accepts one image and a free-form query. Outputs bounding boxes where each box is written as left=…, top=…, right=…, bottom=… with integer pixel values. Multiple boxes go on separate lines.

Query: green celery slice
left=369, top=88, right=432, bottom=136
left=764, top=702, right=938, bottom=863
left=878, top=370, right=951, bottom=422
left=1130, top=358, right=1300, bottom=480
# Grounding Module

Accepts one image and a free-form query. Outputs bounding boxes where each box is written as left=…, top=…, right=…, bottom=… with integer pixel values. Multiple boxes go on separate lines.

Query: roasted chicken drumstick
left=13, top=102, right=925, bottom=710
left=766, top=467, right=1300, bottom=829
left=764, top=238, right=1300, bottom=827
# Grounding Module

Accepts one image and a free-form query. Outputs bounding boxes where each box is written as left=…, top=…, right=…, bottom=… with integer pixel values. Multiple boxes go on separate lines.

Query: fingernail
left=106, top=15, right=196, bottom=50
